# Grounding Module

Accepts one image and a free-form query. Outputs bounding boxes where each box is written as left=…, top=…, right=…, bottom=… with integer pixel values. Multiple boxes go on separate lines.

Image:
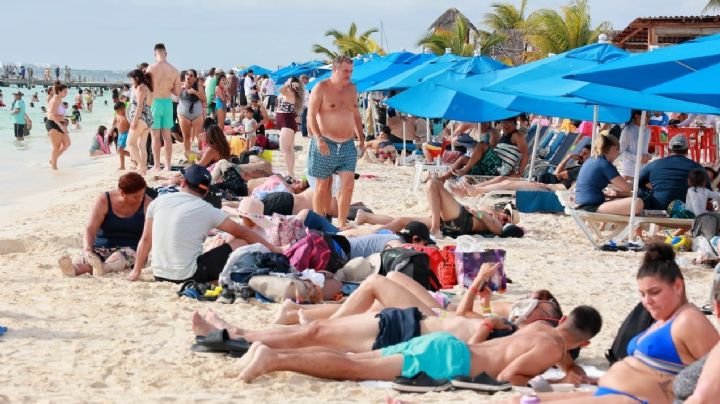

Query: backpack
left=284, top=231, right=350, bottom=273
left=215, top=166, right=248, bottom=197
left=692, top=212, right=720, bottom=241
left=401, top=244, right=457, bottom=289
left=605, top=302, right=653, bottom=364
left=380, top=248, right=441, bottom=291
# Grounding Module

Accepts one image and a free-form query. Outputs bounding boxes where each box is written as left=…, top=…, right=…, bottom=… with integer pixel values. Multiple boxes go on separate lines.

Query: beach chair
left=544, top=135, right=588, bottom=173
left=555, top=191, right=694, bottom=249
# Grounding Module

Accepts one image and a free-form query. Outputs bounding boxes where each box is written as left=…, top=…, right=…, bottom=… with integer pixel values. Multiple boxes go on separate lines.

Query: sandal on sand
left=392, top=372, right=451, bottom=393
left=451, top=372, right=512, bottom=392
left=191, top=329, right=250, bottom=356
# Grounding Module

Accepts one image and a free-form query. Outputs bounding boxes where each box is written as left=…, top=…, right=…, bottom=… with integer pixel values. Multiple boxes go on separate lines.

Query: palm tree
left=483, top=0, right=529, bottom=31
left=418, top=18, right=506, bottom=56
left=312, top=23, right=384, bottom=61
left=524, top=0, right=611, bottom=60
left=703, top=0, right=720, bottom=13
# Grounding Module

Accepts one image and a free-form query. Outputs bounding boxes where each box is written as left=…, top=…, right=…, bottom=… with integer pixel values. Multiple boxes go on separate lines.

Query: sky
left=2, top=0, right=712, bottom=71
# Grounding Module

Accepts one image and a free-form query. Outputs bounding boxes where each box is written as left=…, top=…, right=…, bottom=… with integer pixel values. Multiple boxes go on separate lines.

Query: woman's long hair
left=127, top=69, right=153, bottom=92
left=205, top=125, right=231, bottom=160
left=288, top=76, right=304, bottom=112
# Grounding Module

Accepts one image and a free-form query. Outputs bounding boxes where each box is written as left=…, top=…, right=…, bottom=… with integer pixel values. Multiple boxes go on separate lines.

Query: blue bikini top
left=627, top=315, right=685, bottom=374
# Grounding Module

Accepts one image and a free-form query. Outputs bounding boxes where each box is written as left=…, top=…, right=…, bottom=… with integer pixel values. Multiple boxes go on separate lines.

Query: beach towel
left=515, top=190, right=564, bottom=213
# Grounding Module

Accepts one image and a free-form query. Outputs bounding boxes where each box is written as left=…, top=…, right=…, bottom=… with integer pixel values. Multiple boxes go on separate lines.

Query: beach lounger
left=555, top=191, right=694, bottom=249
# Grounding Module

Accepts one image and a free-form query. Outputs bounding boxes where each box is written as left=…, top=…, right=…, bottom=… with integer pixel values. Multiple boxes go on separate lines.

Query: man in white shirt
left=244, top=70, right=257, bottom=104
left=128, top=165, right=279, bottom=283
left=261, top=74, right=277, bottom=112
left=619, top=110, right=651, bottom=179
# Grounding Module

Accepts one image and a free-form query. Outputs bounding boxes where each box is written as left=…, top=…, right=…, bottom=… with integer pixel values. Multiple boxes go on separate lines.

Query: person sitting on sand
left=522, top=244, right=718, bottom=404
left=232, top=304, right=601, bottom=384
left=447, top=144, right=591, bottom=197
left=128, top=164, right=280, bottom=283
left=439, top=116, right=528, bottom=180
left=354, top=177, right=516, bottom=238
left=59, top=172, right=152, bottom=277
left=574, top=133, right=643, bottom=215
left=196, top=124, right=231, bottom=167
left=89, top=125, right=111, bottom=156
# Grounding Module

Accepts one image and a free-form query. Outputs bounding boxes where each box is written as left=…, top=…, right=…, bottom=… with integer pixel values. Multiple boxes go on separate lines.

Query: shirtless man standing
left=307, top=55, right=365, bottom=227
left=235, top=305, right=601, bottom=384
left=146, top=43, right=180, bottom=174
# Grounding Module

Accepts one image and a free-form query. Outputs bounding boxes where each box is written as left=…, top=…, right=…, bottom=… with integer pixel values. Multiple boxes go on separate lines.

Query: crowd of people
left=46, top=44, right=720, bottom=402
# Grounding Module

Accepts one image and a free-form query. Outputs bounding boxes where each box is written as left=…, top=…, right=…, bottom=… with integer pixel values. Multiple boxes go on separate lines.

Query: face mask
left=509, top=298, right=539, bottom=325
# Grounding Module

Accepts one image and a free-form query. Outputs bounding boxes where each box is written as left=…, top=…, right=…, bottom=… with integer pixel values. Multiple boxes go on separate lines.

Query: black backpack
left=380, top=248, right=441, bottom=291
left=692, top=212, right=720, bottom=241
left=605, top=302, right=653, bottom=364
left=321, top=233, right=351, bottom=274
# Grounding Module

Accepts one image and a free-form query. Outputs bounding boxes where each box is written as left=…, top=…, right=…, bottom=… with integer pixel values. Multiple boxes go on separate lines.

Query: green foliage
left=312, top=23, right=384, bottom=62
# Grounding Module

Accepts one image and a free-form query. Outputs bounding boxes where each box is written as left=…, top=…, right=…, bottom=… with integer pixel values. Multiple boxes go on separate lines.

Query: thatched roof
left=428, top=7, right=478, bottom=32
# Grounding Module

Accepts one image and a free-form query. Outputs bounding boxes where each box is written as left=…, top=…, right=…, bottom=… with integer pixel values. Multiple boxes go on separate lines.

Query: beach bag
left=455, top=248, right=507, bottom=292
left=667, top=200, right=695, bottom=219
left=605, top=302, right=653, bottom=364
left=229, top=136, right=247, bottom=156
left=284, top=231, right=350, bottom=273
left=401, top=244, right=444, bottom=274
left=380, top=248, right=440, bottom=292
left=268, top=214, right=306, bottom=247
left=216, top=166, right=248, bottom=197
left=692, top=212, right=720, bottom=241
left=249, top=275, right=321, bottom=303
left=439, top=245, right=457, bottom=288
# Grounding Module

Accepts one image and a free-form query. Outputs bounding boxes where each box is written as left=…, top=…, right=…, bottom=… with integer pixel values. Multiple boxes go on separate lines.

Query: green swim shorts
left=380, top=332, right=471, bottom=380
left=151, top=98, right=174, bottom=129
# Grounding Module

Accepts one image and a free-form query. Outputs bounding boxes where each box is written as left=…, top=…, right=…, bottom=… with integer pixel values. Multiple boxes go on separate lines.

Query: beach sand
left=0, top=135, right=716, bottom=403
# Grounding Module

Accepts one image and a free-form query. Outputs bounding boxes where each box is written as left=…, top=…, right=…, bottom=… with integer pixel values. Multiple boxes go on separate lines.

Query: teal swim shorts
left=380, top=332, right=471, bottom=380
left=151, top=98, right=174, bottom=129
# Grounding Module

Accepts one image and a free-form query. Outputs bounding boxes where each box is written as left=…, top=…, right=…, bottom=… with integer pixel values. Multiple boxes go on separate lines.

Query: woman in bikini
left=197, top=125, right=231, bottom=167
left=46, top=82, right=71, bottom=170
left=125, top=69, right=153, bottom=176
left=533, top=243, right=718, bottom=404
left=177, top=69, right=206, bottom=157
left=275, top=77, right=304, bottom=179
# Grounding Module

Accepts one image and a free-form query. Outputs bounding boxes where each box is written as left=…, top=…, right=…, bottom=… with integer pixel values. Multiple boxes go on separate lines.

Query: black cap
left=398, top=221, right=436, bottom=245
left=180, top=164, right=211, bottom=191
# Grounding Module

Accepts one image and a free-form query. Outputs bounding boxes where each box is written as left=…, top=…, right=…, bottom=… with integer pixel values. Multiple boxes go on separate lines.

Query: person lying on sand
left=353, top=177, right=517, bottom=238
left=235, top=305, right=601, bottom=384
left=447, top=144, right=591, bottom=198
left=59, top=172, right=152, bottom=277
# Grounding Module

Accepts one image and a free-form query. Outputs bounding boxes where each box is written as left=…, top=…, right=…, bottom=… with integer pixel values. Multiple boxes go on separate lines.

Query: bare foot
left=355, top=210, right=368, bottom=225
left=298, top=309, right=314, bottom=325
left=85, top=252, right=106, bottom=277
left=272, top=299, right=300, bottom=325
left=236, top=340, right=264, bottom=371
left=191, top=311, right=218, bottom=337
left=205, top=310, right=241, bottom=336
left=238, top=343, right=272, bottom=383
left=58, top=255, right=76, bottom=277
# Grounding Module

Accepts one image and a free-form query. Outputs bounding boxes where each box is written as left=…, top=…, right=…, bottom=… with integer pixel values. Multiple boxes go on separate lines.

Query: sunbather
left=236, top=305, right=601, bottom=384
left=447, top=144, right=591, bottom=197
left=522, top=244, right=718, bottom=404
left=355, top=177, right=515, bottom=237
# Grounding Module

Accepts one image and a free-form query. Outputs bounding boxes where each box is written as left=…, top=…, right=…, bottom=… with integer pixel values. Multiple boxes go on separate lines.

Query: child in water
left=89, top=125, right=111, bottom=156
left=70, top=104, right=82, bottom=130
left=113, top=102, right=131, bottom=170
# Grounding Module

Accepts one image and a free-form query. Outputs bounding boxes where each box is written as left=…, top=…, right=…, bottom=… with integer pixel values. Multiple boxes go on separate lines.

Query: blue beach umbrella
left=365, top=53, right=467, bottom=92
left=566, top=34, right=720, bottom=91
left=384, top=56, right=514, bottom=121
left=355, top=53, right=436, bottom=92
left=237, top=64, right=272, bottom=76
left=644, top=63, right=720, bottom=108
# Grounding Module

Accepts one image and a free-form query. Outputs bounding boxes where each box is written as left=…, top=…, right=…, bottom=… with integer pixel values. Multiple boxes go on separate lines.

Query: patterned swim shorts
left=87, top=247, right=137, bottom=268
left=307, top=136, right=357, bottom=179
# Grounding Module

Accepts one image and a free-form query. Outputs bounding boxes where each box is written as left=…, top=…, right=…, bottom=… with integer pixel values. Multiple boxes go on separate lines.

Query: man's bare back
left=147, top=61, right=179, bottom=99
left=313, top=80, right=358, bottom=142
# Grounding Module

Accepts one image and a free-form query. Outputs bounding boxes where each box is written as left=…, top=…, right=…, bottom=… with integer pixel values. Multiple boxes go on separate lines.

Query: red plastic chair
left=699, top=128, right=717, bottom=163
left=667, top=127, right=701, bottom=162
left=647, top=125, right=666, bottom=157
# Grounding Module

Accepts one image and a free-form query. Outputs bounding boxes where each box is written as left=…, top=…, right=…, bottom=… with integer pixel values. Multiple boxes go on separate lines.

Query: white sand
left=0, top=135, right=716, bottom=402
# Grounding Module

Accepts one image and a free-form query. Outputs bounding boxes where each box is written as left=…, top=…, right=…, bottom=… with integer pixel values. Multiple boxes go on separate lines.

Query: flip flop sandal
left=391, top=372, right=451, bottom=393
left=191, top=329, right=250, bottom=357
left=451, top=372, right=512, bottom=392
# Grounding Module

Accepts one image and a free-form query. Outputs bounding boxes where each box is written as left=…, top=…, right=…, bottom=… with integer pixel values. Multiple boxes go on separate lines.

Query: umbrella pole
left=402, top=120, right=407, bottom=166
left=526, top=117, right=542, bottom=182
left=426, top=118, right=431, bottom=143
left=591, top=105, right=599, bottom=157
left=628, top=111, right=647, bottom=244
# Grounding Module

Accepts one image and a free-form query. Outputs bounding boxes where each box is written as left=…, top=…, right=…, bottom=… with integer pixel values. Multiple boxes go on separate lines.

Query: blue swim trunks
left=151, top=98, right=174, bottom=129
left=380, top=332, right=471, bottom=380
left=118, top=132, right=128, bottom=149
left=307, top=136, right=357, bottom=179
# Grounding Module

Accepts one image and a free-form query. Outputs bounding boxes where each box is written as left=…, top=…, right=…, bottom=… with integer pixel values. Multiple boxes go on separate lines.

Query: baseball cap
left=668, top=135, right=688, bottom=152
left=180, top=164, right=211, bottom=191
left=398, top=221, right=436, bottom=245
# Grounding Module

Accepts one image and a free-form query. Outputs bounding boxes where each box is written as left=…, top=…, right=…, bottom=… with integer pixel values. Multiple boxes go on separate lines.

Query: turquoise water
left=0, top=85, right=116, bottom=206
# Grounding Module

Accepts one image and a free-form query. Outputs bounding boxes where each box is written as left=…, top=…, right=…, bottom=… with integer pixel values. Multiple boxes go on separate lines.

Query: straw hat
left=237, top=197, right=272, bottom=228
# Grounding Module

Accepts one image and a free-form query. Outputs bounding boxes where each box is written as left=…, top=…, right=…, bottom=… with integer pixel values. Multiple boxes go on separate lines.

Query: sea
left=0, top=84, right=117, bottom=207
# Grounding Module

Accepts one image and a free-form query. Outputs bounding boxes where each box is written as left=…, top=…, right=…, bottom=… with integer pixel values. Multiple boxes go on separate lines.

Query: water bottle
left=520, top=394, right=541, bottom=404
